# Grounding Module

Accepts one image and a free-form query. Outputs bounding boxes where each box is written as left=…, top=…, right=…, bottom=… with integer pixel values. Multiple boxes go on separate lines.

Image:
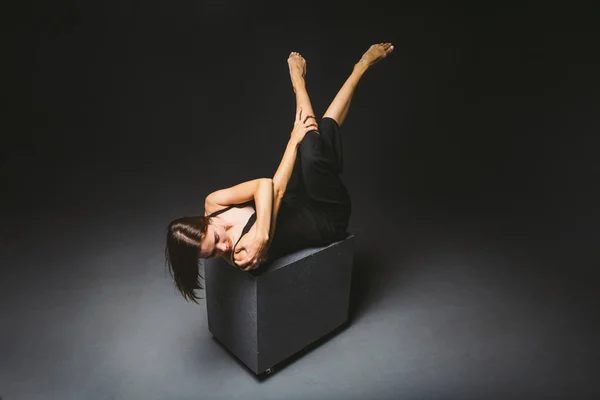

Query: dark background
left=3, top=1, right=600, bottom=399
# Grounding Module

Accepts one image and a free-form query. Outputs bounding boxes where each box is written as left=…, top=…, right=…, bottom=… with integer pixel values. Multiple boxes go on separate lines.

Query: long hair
left=165, top=215, right=211, bottom=303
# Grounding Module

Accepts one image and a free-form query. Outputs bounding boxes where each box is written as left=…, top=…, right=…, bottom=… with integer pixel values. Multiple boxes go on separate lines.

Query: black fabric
left=210, top=117, right=352, bottom=266
left=293, top=117, right=351, bottom=230
left=267, top=117, right=351, bottom=261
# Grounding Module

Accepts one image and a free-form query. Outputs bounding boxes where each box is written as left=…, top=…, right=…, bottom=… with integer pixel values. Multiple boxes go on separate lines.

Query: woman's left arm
left=233, top=179, right=275, bottom=270
left=253, top=178, right=273, bottom=242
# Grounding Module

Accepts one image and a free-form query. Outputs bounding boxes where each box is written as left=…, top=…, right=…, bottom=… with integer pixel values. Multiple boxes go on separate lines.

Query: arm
left=205, top=178, right=274, bottom=263
left=272, top=138, right=300, bottom=214
left=205, top=177, right=273, bottom=229
left=253, top=178, right=273, bottom=241
left=265, top=138, right=301, bottom=249
left=228, top=112, right=314, bottom=255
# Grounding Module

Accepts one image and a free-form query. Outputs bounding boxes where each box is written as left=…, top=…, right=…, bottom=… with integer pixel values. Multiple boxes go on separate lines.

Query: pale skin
left=200, top=43, right=394, bottom=270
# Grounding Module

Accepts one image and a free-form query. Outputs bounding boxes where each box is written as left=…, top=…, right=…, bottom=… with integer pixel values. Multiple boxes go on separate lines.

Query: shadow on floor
left=347, top=246, right=385, bottom=323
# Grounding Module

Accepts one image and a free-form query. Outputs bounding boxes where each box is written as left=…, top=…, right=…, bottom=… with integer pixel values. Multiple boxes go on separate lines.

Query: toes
left=375, top=43, right=389, bottom=51
left=380, top=42, right=394, bottom=53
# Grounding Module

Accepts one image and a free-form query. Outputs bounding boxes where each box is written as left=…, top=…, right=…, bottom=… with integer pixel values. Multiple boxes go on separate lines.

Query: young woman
left=166, top=43, right=394, bottom=302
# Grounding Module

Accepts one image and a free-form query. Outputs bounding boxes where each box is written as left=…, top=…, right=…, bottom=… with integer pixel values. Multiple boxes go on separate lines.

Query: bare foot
left=288, top=51, right=306, bottom=88
left=357, top=42, right=394, bottom=68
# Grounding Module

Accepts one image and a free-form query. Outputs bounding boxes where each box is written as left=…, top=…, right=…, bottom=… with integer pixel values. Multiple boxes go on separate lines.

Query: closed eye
left=209, top=232, right=218, bottom=258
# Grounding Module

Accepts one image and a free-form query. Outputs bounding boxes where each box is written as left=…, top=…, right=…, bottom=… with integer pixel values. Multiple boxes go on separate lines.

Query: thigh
left=285, top=151, right=304, bottom=196
left=298, top=118, right=351, bottom=228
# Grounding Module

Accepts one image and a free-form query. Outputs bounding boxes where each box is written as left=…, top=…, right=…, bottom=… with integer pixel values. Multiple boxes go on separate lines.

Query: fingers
left=300, top=114, right=318, bottom=131
left=303, top=114, right=316, bottom=123
left=297, top=110, right=317, bottom=123
left=242, top=260, right=259, bottom=271
left=294, top=110, right=319, bottom=133
left=239, top=255, right=268, bottom=271
left=239, top=257, right=257, bottom=268
left=304, top=120, right=319, bottom=133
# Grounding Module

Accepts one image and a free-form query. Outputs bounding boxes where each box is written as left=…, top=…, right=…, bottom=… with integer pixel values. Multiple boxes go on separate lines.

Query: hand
left=290, top=107, right=319, bottom=144
left=234, top=233, right=269, bottom=271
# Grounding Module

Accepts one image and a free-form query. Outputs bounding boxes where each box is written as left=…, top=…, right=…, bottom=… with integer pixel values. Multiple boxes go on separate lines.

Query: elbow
left=259, top=178, right=280, bottom=198
left=256, top=178, right=273, bottom=190
left=274, top=188, right=285, bottom=203
left=271, top=179, right=285, bottom=200
left=260, top=178, right=274, bottom=192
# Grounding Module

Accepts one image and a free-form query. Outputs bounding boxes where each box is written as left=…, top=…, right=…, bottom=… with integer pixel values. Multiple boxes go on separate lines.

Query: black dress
left=206, top=117, right=351, bottom=267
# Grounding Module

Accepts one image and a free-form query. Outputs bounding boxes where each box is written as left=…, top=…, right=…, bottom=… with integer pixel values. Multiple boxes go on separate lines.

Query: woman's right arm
left=272, top=138, right=300, bottom=213
left=266, top=138, right=300, bottom=251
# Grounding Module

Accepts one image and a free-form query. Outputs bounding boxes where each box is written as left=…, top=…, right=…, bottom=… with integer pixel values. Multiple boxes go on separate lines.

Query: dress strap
left=207, top=205, right=235, bottom=218
left=206, top=200, right=254, bottom=218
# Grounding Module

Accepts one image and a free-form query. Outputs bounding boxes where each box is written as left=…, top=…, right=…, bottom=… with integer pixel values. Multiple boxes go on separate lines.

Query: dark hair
left=165, top=215, right=211, bottom=303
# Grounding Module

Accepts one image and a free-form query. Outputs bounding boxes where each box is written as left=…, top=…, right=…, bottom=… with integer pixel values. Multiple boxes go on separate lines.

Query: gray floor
left=2, top=190, right=598, bottom=399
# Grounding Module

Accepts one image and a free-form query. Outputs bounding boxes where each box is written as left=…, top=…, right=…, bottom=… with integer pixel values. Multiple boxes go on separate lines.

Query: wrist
left=256, top=230, right=269, bottom=242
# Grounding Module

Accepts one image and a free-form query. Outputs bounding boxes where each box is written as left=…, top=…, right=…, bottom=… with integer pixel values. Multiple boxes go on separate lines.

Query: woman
left=166, top=43, right=394, bottom=303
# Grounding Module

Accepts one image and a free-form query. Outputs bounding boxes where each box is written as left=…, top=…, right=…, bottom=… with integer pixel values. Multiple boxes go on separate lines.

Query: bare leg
left=288, top=52, right=317, bottom=127
left=323, top=42, right=394, bottom=127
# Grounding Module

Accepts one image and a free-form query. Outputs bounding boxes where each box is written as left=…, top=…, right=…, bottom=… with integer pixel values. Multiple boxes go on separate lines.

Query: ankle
left=353, top=62, right=368, bottom=75
left=292, top=77, right=306, bottom=92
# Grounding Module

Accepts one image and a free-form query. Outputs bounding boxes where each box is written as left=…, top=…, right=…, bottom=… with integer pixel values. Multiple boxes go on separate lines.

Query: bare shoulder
left=204, top=197, right=215, bottom=216
left=204, top=197, right=226, bottom=217
left=206, top=179, right=268, bottom=211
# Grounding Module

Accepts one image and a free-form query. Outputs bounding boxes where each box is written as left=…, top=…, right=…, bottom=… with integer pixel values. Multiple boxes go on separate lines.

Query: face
left=199, top=223, right=232, bottom=259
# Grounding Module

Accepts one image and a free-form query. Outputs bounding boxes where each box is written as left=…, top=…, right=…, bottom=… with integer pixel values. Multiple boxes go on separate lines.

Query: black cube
left=204, top=233, right=355, bottom=375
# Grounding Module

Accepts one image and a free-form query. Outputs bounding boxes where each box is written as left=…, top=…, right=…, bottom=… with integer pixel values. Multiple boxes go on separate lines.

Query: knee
left=298, top=130, right=320, bottom=152
left=320, top=116, right=339, bottom=128
left=304, top=129, right=320, bottom=140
